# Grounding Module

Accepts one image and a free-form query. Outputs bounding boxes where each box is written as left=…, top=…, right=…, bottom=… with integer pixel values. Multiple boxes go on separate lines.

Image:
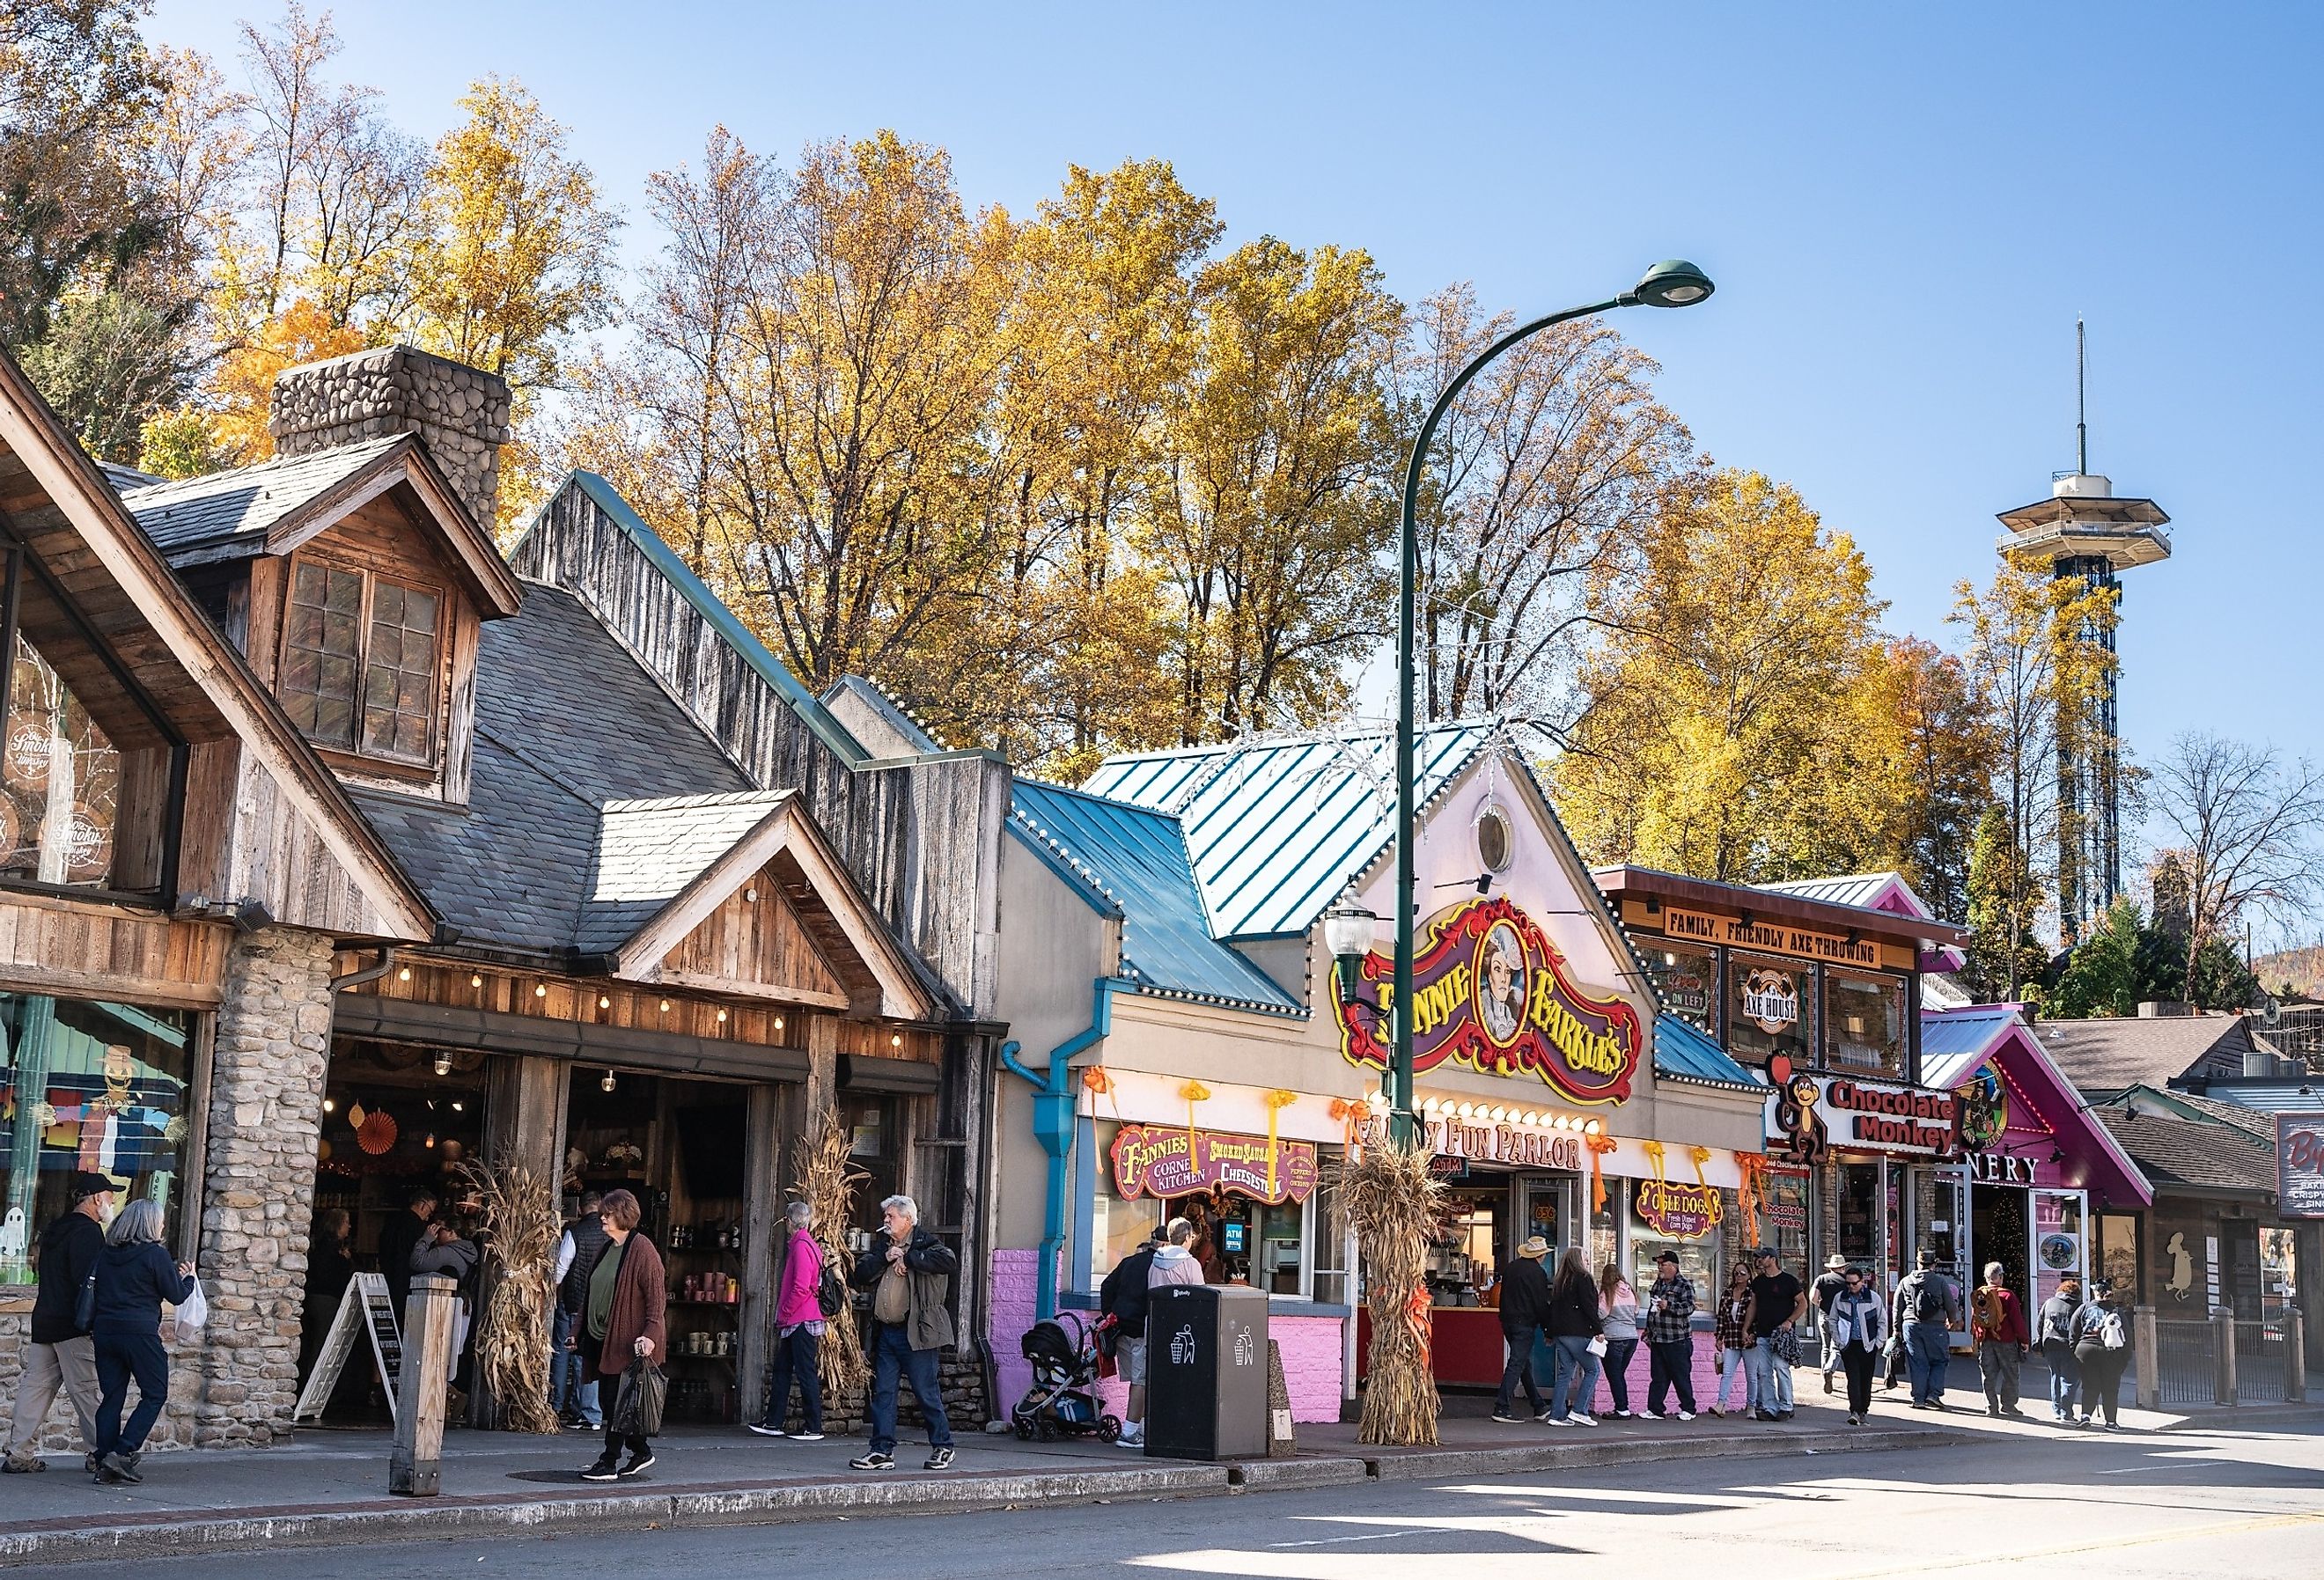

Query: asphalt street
left=15, top=1422, right=2320, bottom=1578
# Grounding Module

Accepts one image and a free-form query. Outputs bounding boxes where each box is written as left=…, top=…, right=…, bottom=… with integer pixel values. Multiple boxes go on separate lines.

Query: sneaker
left=1541, top=1412, right=1572, bottom=1427
left=1645, top=1410, right=1669, bottom=1420
left=850, top=1450, right=895, bottom=1472
left=1987, top=1404, right=2002, bottom=1417
left=0, top=1456, right=41, bottom=1473
left=99, top=1451, right=141, bottom=1485
left=1490, top=1412, right=1525, bottom=1424
left=1847, top=1413, right=1860, bottom=1425
left=1676, top=1410, right=1695, bottom=1422
left=580, top=1456, right=621, bottom=1481
left=1704, top=1407, right=1723, bottom=1418
left=2076, top=1415, right=2093, bottom=1428
left=1612, top=1408, right=1634, bottom=1419
left=618, top=1451, right=655, bottom=1478
left=1778, top=1409, right=1795, bottom=1421
left=1926, top=1400, right=1946, bottom=1412
left=1754, top=1409, right=1780, bottom=1422
left=1115, top=1427, right=1143, bottom=1447
left=924, top=1446, right=954, bottom=1471
left=2100, top=1421, right=2122, bottom=1433
left=1567, top=1412, right=1599, bottom=1428
left=792, top=1430, right=826, bottom=1442
left=83, top=1452, right=99, bottom=1475
left=746, top=1422, right=788, bottom=1437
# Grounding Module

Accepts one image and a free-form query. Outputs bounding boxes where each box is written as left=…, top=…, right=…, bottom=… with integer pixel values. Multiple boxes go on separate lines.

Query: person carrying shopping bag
left=1542, top=1248, right=1605, bottom=1427
left=87, top=1200, right=195, bottom=1484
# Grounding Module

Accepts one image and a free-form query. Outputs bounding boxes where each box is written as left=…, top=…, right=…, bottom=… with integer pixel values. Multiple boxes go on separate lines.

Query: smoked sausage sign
left=1332, top=897, right=1644, bottom=1106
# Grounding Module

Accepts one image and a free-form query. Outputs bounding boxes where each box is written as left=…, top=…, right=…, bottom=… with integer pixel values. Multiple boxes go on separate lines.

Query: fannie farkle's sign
left=1334, top=897, right=1644, bottom=1106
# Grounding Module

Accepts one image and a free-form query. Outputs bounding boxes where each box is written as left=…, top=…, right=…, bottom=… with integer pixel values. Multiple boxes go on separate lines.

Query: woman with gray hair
left=88, top=1199, right=194, bottom=1483
left=747, top=1202, right=827, bottom=1440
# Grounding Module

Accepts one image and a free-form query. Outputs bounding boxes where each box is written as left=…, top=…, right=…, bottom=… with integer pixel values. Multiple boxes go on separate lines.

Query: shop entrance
left=563, top=1066, right=753, bottom=1424
left=1971, top=1183, right=2031, bottom=1307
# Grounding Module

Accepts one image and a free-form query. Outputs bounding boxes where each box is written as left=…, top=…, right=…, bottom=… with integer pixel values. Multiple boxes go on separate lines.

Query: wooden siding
left=512, top=485, right=1005, bottom=1017
left=656, top=871, right=848, bottom=1005
left=0, top=892, right=230, bottom=1006
left=221, top=746, right=405, bottom=936
left=346, top=954, right=940, bottom=1065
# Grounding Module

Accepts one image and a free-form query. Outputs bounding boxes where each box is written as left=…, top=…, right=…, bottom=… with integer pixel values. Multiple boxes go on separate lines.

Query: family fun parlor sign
left=1110, top=1124, right=1320, bottom=1205
left=1333, top=897, right=1644, bottom=1105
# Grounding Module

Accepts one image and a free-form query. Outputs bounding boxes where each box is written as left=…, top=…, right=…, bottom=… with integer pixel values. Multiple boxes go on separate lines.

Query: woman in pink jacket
left=748, top=1202, right=827, bottom=1439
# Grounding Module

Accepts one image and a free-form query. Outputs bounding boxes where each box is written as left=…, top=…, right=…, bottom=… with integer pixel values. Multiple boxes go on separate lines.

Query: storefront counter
left=1357, top=1304, right=1508, bottom=1388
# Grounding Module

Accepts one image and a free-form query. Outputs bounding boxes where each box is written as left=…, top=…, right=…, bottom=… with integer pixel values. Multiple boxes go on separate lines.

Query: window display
left=1727, top=952, right=1808, bottom=1066
left=1, top=634, right=120, bottom=889
left=1643, top=943, right=1717, bottom=1029
left=1825, top=970, right=1906, bottom=1077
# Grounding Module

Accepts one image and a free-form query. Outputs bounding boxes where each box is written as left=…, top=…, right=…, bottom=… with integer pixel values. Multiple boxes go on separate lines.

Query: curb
left=0, top=1429, right=1965, bottom=1564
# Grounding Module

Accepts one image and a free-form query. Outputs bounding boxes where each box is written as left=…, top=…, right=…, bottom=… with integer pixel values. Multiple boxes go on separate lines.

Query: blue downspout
left=1000, top=979, right=1120, bottom=1322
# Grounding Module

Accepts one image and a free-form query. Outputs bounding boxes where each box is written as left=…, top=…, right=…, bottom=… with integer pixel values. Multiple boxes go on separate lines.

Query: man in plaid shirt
left=1642, top=1251, right=1698, bottom=1419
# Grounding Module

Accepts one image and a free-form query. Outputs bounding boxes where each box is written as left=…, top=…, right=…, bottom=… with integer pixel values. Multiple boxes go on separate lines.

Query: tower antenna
left=2076, top=317, right=2088, bottom=476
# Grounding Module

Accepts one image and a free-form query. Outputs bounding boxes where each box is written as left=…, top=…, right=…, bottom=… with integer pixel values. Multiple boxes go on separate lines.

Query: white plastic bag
left=173, top=1278, right=209, bottom=1343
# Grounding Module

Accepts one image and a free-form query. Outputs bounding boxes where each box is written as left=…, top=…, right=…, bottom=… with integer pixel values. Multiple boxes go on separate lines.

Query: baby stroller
left=1011, top=1311, right=1121, bottom=1442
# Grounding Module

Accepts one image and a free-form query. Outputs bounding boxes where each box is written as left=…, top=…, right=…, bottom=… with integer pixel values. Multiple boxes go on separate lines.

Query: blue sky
left=149, top=1, right=2324, bottom=897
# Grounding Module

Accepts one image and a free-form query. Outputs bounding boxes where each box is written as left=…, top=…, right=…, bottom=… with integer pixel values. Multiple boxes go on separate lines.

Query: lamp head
left=1321, top=901, right=1381, bottom=965
left=1623, top=259, right=1715, bottom=309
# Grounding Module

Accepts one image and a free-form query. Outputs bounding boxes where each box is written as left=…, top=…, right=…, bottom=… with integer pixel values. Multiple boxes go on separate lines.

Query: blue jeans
left=869, top=1323, right=951, bottom=1454
left=1601, top=1337, right=1639, bottom=1413
left=1547, top=1334, right=1601, bottom=1420
left=1744, top=1336, right=1794, bottom=1413
left=550, top=1308, right=599, bottom=1424
left=1495, top=1328, right=1544, bottom=1415
left=2043, top=1338, right=2078, bottom=1416
left=1904, top=1321, right=1952, bottom=1404
left=92, top=1331, right=169, bottom=1457
left=763, top=1324, right=822, bottom=1432
left=1716, top=1346, right=1754, bottom=1413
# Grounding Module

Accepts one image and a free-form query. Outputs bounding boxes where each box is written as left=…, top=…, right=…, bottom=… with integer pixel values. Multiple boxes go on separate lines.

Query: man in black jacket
left=3, top=1172, right=114, bottom=1472
left=1492, top=1236, right=1553, bottom=1423
left=378, top=1184, right=437, bottom=1325
left=1099, top=1227, right=1163, bottom=1446
left=847, top=1194, right=960, bottom=1473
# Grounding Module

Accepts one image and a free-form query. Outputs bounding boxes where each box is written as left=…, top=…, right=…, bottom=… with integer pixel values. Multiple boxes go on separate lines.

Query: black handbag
left=73, top=1268, right=97, bottom=1332
left=614, top=1356, right=667, bottom=1437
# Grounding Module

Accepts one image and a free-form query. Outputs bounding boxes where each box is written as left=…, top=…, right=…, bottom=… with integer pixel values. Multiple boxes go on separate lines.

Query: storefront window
left=2034, top=1191, right=2085, bottom=1308
left=1727, top=952, right=1808, bottom=1068
left=1642, top=942, right=1717, bottom=1030
left=1767, top=1168, right=1812, bottom=1279
left=2098, top=1212, right=2139, bottom=1300
left=1427, top=1186, right=1504, bottom=1305
left=1825, top=971, right=1906, bottom=1077
left=843, top=1094, right=900, bottom=1236
left=1090, top=1120, right=1337, bottom=1297
left=2, top=634, right=121, bottom=889
left=1630, top=1202, right=1719, bottom=1304
left=1311, top=1162, right=1349, bottom=1305
left=0, top=992, right=195, bottom=1282
left=1837, top=1160, right=1879, bottom=1263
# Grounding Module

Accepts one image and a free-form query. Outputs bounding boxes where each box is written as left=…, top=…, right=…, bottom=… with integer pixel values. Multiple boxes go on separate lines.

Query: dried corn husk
left=794, top=1114, right=869, bottom=1400
left=460, top=1155, right=561, bottom=1434
left=1340, top=1136, right=1444, bottom=1446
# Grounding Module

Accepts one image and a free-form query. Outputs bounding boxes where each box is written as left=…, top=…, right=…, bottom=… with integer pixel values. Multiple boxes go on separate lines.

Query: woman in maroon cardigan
left=581, top=1189, right=667, bottom=1481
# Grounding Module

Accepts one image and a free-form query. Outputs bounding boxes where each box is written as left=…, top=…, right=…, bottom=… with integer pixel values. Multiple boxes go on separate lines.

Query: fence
left=2141, top=1306, right=2306, bottom=1407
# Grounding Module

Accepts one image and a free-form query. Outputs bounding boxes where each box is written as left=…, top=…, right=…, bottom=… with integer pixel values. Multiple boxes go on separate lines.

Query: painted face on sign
left=1478, top=928, right=1525, bottom=1043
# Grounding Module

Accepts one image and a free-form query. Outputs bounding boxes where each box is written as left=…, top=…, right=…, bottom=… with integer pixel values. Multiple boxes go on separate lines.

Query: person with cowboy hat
left=1812, top=1253, right=1850, bottom=1395
left=1490, top=1237, right=1553, bottom=1423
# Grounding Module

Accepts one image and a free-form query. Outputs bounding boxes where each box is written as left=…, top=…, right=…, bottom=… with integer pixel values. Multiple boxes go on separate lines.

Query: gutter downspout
left=1000, top=979, right=1120, bottom=1322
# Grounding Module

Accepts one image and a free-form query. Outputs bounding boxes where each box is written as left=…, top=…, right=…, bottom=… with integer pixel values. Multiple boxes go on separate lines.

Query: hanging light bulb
left=891, top=1033, right=903, bottom=1049
left=716, top=1008, right=728, bottom=1024
left=433, top=1053, right=451, bottom=1077
left=321, top=1098, right=335, bottom=1114
left=533, top=982, right=548, bottom=998
left=773, top=1016, right=784, bottom=1033
left=470, top=973, right=483, bottom=988
left=744, top=886, right=758, bottom=903
left=396, top=966, right=411, bottom=983
left=658, top=999, right=671, bottom=1013
left=598, top=995, right=612, bottom=1010
left=600, top=1069, right=616, bottom=1093
left=424, top=1134, right=436, bottom=1149
left=450, top=1101, right=463, bottom=1113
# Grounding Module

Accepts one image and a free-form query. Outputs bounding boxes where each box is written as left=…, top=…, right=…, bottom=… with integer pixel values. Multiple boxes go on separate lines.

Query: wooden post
left=390, top=1274, right=457, bottom=1495
left=739, top=1083, right=785, bottom=1425
left=2133, top=1305, right=2159, bottom=1410
left=805, top=1015, right=840, bottom=1131
left=2289, top=1308, right=2307, bottom=1404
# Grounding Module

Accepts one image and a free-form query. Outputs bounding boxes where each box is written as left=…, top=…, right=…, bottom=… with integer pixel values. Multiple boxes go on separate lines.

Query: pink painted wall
left=988, top=1248, right=1347, bottom=1426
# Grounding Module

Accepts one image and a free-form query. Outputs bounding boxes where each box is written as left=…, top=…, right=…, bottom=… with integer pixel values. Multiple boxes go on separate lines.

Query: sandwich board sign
left=293, top=1271, right=403, bottom=1423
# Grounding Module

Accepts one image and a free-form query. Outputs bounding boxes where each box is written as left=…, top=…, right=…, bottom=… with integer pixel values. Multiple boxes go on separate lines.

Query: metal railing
left=2140, top=1307, right=2307, bottom=1407
left=2233, top=1319, right=2291, bottom=1404
left=2151, top=1319, right=2217, bottom=1406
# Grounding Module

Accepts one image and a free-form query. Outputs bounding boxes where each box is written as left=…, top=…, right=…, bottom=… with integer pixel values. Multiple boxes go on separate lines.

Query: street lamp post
left=1386, top=261, right=1715, bottom=1146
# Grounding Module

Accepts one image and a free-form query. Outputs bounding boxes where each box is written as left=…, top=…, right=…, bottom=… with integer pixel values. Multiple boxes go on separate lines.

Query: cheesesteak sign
left=1110, top=1124, right=1320, bottom=1205
left=1333, top=897, right=1645, bottom=1105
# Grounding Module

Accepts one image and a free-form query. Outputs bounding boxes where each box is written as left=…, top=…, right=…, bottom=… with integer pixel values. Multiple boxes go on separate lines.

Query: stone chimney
left=268, top=345, right=512, bottom=527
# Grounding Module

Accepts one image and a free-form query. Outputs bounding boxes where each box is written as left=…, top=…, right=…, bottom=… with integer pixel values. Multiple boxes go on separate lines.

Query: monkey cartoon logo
left=1766, top=1052, right=1828, bottom=1166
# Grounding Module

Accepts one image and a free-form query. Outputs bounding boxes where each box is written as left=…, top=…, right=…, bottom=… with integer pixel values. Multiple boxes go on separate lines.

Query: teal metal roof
left=1083, top=725, right=1489, bottom=939
left=1011, top=779, right=1300, bottom=1014
left=1653, top=1013, right=1761, bottom=1088
left=1916, top=1004, right=2024, bottom=1069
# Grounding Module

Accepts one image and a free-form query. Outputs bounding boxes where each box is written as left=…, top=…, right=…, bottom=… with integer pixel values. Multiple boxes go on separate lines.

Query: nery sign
left=1109, top=1125, right=1320, bottom=1205
left=1334, top=897, right=1644, bottom=1106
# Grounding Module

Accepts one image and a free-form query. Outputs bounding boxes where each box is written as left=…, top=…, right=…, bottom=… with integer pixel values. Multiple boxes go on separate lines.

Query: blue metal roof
left=1082, top=725, right=1489, bottom=938
left=1653, top=1013, right=1761, bottom=1087
left=1917, top=1005, right=2023, bottom=1069
left=1010, top=780, right=1300, bottom=1014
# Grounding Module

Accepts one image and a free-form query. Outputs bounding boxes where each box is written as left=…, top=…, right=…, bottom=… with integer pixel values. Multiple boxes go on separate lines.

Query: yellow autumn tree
left=1553, top=468, right=1901, bottom=881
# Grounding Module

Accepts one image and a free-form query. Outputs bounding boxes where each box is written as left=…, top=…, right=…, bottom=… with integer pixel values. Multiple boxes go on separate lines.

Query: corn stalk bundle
left=1341, top=1137, right=1444, bottom=1446
left=794, top=1113, right=869, bottom=1400
left=460, top=1155, right=561, bottom=1434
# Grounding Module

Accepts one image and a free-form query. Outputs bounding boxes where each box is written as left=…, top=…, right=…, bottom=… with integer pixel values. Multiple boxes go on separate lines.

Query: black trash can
left=1144, top=1283, right=1269, bottom=1460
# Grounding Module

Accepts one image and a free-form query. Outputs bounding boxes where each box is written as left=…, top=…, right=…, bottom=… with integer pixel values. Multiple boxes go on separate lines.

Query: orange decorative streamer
left=1734, top=1151, right=1770, bottom=1246
left=1327, top=1096, right=1364, bottom=1161
left=1407, top=1283, right=1434, bottom=1375
left=1585, top=1132, right=1620, bottom=1214
left=1263, top=1090, right=1298, bottom=1196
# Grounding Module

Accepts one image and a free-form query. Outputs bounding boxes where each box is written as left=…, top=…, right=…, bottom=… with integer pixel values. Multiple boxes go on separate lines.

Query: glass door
left=2033, top=1190, right=2087, bottom=1311
left=1522, top=1175, right=1578, bottom=1257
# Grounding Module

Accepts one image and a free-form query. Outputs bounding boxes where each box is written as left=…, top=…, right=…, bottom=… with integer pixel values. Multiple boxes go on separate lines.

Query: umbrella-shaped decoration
left=357, top=1109, right=398, bottom=1155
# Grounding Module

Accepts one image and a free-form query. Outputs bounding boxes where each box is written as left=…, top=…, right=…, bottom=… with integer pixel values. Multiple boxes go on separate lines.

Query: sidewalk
left=0, top=1384, right=2296, bottom=1566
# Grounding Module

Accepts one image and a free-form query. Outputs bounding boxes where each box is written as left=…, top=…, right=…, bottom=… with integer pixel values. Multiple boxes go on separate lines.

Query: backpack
left=815, top=1256, right=847, bottom=1319
left=2097, top=1306, right=2127, bottom=1350
left=1911, top=1275, right=1945, bottom=1324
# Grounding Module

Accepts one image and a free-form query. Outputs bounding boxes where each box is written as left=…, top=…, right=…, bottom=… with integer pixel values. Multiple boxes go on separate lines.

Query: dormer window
left=280, top=555, right=444, bottom=768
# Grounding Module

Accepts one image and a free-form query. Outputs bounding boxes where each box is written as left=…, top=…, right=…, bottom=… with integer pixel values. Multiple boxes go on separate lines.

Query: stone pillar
left=194, top=925, right=335, bottom=1447
left=268, top=345, right=512, bottom=528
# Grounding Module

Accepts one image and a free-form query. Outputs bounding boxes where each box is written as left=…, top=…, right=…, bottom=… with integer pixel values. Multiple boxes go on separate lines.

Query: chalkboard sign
left=294, top=1271, right=402, bottom=1423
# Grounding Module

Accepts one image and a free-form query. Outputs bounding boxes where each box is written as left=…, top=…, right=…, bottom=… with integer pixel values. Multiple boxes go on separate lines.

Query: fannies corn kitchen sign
left=1333, top=897, right=1644, bottom=1105
left=1109, top=1125, right=1320, bottom=1205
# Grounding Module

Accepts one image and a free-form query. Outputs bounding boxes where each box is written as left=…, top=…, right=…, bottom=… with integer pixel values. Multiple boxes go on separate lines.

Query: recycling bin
left=1144, top=1282, right=1269, bottom=1460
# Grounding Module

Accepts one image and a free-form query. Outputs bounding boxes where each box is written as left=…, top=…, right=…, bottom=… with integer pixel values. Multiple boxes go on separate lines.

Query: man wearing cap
left=1812, top=1253, right=1850, bottom=1396
left=3, top=1173, right=114, bottom=1472
left=1490, top=1238, right=1553, bottom=1423
left=1642, top=1251, right=1698, bottom=1419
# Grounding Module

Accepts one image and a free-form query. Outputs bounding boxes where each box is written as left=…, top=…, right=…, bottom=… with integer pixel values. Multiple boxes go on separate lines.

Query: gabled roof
left=2196, top=1079, right=2324, bottom=1116
left=2031, top=1012, right=2261, bottom=1096
left=1755, top=870, right=1967, bottom=970
left=1922, top=1003, right=2152, bottom=1206
left=579, top=792, right=797, bottom=955
left=1011, top=778, right=1298, bottom=1014
left=1654, top=1013, right=1761, bottom=1089
left=2115, top=1085, right=2280, bottom=1143
left=121, top=433, right=521, bottom=616
left=2093, top=1104, right=2276, bottom=1196
left=0, top=350, right=433, bottom=939
left=1083, top=724, right=1489, bottom=938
